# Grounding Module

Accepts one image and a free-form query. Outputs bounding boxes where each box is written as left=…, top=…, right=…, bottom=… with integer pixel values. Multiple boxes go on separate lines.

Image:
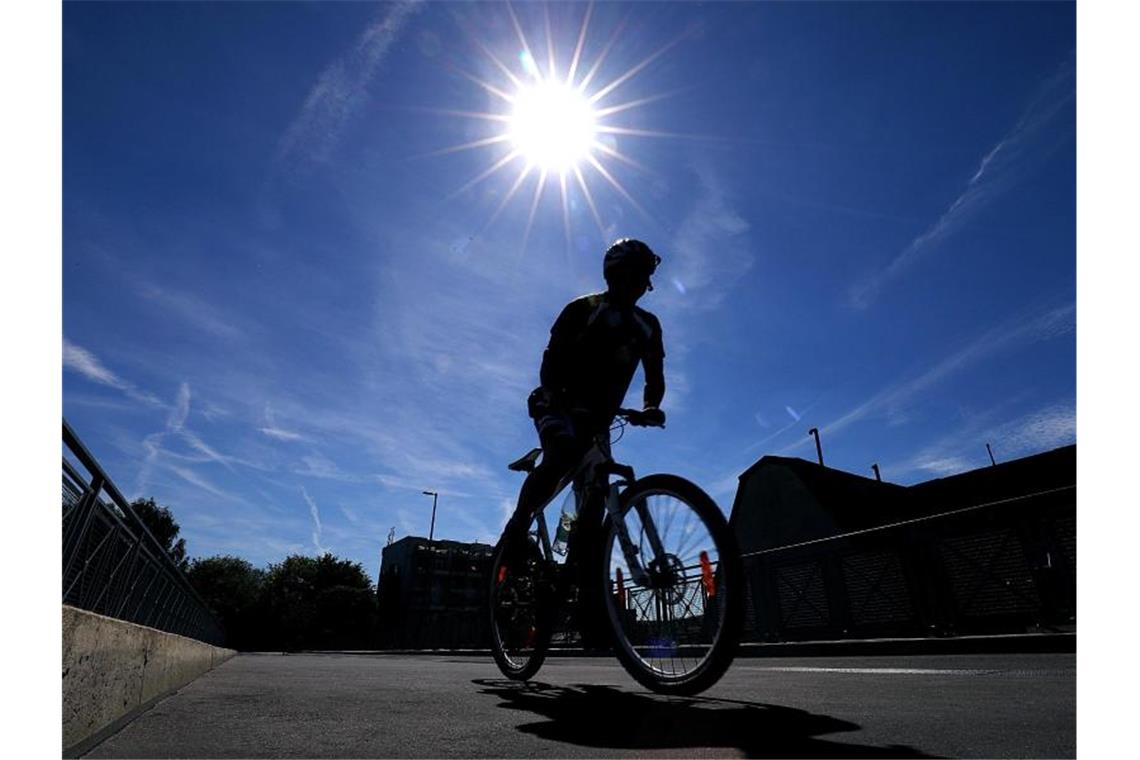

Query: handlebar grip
left=618, top=408, right=665, bottom=428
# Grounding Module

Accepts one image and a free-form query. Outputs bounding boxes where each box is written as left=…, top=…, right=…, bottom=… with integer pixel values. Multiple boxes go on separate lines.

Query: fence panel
left=739, top=485, right=1076, bottom=642
left=61, top=420, right=225, bottom=646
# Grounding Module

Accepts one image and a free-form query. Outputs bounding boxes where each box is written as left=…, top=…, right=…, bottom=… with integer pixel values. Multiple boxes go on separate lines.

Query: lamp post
left=420, top=490, right=440, bottom=645
left=422, top=490, right=438, bottom=543
left=808, top=428, right=824, bottom=467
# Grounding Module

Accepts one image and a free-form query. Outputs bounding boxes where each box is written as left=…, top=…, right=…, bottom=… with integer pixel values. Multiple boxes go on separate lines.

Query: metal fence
left=379, top=483, right=1075, bottom=650
left=62, top=419, right=226, bottom=646
left=738, top=484, right=1076, bottom=642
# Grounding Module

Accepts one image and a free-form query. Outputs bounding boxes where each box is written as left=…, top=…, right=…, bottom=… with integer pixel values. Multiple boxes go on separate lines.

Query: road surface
left=83, top=651, right=1074, bottom=758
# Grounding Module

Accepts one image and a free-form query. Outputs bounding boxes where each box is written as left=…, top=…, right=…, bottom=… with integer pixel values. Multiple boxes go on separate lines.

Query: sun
left=427, top=2, right=688, bottom=246
left=508, top=79, right=597, bottom=173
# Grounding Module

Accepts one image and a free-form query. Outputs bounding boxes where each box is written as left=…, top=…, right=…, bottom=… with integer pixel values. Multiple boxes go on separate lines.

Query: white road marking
left=738, top=666, right=1003, bottom=675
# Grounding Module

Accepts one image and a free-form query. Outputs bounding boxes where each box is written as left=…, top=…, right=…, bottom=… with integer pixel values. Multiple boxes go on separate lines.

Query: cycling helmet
left=603, top=238, right=661, bottom=283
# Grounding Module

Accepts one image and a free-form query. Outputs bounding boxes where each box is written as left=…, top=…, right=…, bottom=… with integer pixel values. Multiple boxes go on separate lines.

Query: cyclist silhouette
left=502, top=238, right=666, bottom=562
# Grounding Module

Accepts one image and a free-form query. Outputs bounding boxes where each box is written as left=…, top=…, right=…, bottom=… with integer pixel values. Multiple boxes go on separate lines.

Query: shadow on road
left=472, top=679, right=939, bottom=758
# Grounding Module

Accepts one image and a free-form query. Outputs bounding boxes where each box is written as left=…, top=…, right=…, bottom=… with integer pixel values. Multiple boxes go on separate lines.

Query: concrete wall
left=62, top=605, right=236, bottom=753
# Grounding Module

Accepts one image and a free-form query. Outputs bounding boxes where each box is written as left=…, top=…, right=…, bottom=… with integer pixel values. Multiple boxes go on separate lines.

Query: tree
left=187, top=556, right=267, bottom=651
left=262, top=553, right=377, bottom=650
left=129, top=497, right=189, bottom=572
left=184, top=551, right=380, bottom=651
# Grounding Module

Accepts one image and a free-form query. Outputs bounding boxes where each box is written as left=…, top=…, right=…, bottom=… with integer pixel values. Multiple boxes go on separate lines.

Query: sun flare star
left=430, top=3, right=686, bottom=247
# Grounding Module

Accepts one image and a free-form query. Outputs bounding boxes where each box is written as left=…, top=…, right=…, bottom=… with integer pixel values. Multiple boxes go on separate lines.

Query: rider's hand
left=638, top=407, right=666, bottom=428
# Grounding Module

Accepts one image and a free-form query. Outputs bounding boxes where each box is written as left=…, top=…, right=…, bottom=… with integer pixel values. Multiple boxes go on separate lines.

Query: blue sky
left=61, top=1, right=1076, bottom=580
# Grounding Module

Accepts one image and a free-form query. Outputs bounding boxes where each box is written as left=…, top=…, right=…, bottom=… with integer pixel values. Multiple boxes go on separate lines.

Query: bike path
left=82, top=651, right=1074, bottom=758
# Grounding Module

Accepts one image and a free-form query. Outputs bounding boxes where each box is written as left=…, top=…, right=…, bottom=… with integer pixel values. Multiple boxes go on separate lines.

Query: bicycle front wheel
left=599, top=474, right=744, bottom=695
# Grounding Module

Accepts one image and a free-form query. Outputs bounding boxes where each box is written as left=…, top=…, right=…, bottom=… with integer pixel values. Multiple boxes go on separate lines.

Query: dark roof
left=906, top=444, right=1075, bottom=510
left=729, top=455, right=912, bottom=550
left=730, top=444, right=1076, bottom=550
left=741, top=455, right=907, bottom=499
left=386, top=536, right=494, bottom=552
left=739, top=444, right=1075, bottom=512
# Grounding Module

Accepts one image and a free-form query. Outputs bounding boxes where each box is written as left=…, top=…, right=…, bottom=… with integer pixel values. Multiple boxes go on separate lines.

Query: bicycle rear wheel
left=599, top=474, right=744, bottom=695
left=488, top=532, right=554, bottom=680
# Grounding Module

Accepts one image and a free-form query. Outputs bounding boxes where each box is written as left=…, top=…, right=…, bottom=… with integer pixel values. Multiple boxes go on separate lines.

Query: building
left=729, top=445, right=1075, bottom=642
left=377, top=537, right=494, bottom=648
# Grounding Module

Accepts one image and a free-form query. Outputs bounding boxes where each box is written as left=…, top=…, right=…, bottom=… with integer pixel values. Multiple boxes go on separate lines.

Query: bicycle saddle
left=507, top=448, right=543, bottom=472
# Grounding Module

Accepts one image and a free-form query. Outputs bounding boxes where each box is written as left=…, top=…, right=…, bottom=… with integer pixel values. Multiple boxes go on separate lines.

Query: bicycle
left=489, top=408, right=744, bottom=695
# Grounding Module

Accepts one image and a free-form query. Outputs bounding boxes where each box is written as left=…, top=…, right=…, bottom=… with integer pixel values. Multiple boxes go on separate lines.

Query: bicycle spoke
left=659, top=493, right=680, bottom=547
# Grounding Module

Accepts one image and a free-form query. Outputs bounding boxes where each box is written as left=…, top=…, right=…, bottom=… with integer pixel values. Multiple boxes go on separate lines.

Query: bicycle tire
left=598, top=473, right=744, bottom=695
left=488, top=533, right=553, bottom=680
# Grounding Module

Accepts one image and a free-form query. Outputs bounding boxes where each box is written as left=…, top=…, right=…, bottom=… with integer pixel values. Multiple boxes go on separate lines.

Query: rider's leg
left=501, top=411, right=589, bottom=565
left=562, top=489, right=611, bottom=650
left=502, top=440, right=580, bottom=557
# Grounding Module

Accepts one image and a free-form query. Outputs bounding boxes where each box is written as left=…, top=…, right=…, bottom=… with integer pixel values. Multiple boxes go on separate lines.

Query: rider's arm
left=642, top=316, right=665, bottom=411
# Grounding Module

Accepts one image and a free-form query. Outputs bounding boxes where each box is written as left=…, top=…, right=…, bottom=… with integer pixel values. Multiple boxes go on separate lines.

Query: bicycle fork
left=604, top=481, right=667, bottom=589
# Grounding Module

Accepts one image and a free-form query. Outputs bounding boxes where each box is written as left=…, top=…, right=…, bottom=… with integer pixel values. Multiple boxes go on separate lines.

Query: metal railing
left=62, top=419, right=225, bottom=646
left=738, top=485, right=1076, bottom=642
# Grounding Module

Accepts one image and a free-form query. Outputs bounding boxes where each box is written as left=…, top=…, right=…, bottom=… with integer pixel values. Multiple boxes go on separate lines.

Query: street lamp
left=808, top=428, right=824, bottom=467
left=422, top=490, right=438, bottom=543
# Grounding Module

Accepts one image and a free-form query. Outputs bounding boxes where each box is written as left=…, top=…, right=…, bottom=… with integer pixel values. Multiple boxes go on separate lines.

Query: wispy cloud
left=788, top=301, right=1075, bottom=449
left=665, top=164, right=754, bottom=311
left=133, top=432, right=165, bottom=500
left=134, top=382, right=194, bottom=498
left=295, top=452, right=360, bottom=482
left=276, top=1, right=422, bottom=168
left=135, top=281, right=244, bottom=341
left=63, top=338, right=164, bottom=407
left=910, top=456, right=975, bottom=478
left=260, top=427, right=305, bottom=442
left=168, top=464, right=242, bottom=502
left=644, top=163, right=755, bottom=415
left=850, top=55, right=1075, bottom=308
left=741, top=399, right=820, bottom=456
left=259, top=403, right=306, bottom=442
left=448, top=507, right=497, bottom=546
left=301, top=486, right=330, bottom=555
left=987, top=402, right=1075, bottom=459
left=897, top=398, right=1075, bottom=480
left=180, top=430, right=239, bottom=472
left=131, top=382, right=249, bottom=498
left=168, top=382, right=191, bottom=432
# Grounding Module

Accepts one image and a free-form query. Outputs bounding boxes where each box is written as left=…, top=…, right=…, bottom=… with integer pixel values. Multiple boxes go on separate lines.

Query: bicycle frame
left=525, top=430, right=664, bottom=589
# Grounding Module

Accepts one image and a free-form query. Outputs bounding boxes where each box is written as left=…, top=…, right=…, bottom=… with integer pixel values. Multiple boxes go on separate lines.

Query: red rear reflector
left=699, top=550, right=716, bottom=597
left=497, top=565, right=508, bottom=584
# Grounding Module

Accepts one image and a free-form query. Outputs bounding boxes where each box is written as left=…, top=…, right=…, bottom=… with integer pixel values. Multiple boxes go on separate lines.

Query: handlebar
left=616, top=407, right=666, bottom=428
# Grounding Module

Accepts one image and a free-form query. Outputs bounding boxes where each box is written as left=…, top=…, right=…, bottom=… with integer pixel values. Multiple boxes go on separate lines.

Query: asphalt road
left=83, top=651, right=1074, bottom=758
